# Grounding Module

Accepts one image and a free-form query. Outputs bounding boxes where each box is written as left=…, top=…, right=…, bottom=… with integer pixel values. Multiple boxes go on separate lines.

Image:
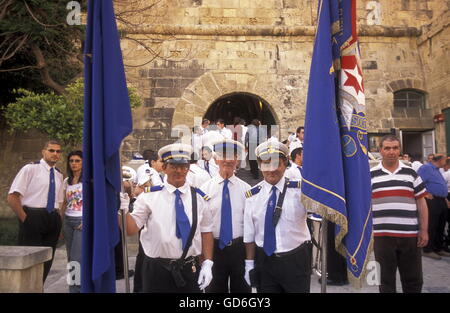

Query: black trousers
left=424, top=197, right=448, bottom=253
left=114, top=228, right=124, bottom=275
left=326, top=221, right=348, bottom=282
left=207, top=238, right=251, bottom=293
left=133, top=234, right=144, bottom=293
left=18, top=207, right=62, bottom=283
left=374, top=236, right=423, bottom=293
left=142, top=255, right=201, bottom=293
left=254, top=242, right=312, bottom=293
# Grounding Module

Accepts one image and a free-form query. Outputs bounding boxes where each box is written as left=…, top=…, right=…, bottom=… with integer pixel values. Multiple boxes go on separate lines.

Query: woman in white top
left=62, top=150, right=83, bottom=293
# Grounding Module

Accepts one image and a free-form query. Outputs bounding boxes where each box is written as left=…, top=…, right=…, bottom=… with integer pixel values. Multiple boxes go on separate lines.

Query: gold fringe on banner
left=301, top=193, right=374, bottom=288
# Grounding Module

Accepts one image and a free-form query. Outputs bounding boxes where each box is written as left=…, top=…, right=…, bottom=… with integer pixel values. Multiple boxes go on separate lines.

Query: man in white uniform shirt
left=201, top=139, right=251, bottom=293
left=199, top=146, right=219, bottom=178
left=136, top=150, right=164, bottom=187
left=243, top=139, right=311, bottom=293
left=285, top=147, right=303, bottom=181
left=187, top=152, right=211, bottom=188
left=7, top=140, right=64, bottom=282
left=119, top=143, right=214, bottom=292
left=289, top=126, right=304, bottom=154
left=216, top=118, right=233, bottom=139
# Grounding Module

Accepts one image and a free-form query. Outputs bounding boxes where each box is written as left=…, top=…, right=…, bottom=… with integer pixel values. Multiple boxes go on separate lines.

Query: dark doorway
left=204, top=93, right=276, bottom=127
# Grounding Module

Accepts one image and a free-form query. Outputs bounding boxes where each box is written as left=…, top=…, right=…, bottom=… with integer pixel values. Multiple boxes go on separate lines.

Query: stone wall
left=118, top=0, right=449, bottom=159
left=0, top=0, right=449, bottom=216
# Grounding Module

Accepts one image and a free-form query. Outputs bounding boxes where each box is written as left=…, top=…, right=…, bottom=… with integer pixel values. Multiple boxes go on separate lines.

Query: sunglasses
left=69, top=159, right=81, bottom=163
left=47, top=149, right=62, bottom=153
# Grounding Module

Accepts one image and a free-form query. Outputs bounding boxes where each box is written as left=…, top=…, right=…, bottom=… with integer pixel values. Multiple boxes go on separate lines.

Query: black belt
left=24, top=206, right=58, bottom=212
left=214, top=237, right=243, bottom=247
left=257, top=241, right=311, bottom=258
left=150, top=255, right=199, bottom=267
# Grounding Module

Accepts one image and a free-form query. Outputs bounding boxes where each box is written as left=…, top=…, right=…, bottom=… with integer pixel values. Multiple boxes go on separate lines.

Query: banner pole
left=119, top=143, right=130, bottom=293
left=321, top=218, right=328, bottom=293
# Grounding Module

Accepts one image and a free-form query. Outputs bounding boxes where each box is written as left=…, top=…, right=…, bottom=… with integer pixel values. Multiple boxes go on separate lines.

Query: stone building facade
left=0, top=0, right=449, bottom=217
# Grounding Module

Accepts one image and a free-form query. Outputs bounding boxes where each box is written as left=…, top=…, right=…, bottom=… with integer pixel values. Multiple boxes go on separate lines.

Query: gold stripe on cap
left=258, top=149, right=286, bottom=157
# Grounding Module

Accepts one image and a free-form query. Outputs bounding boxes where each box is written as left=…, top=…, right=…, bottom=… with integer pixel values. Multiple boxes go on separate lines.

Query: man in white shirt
left=187, top=152, right=211, bottom=188
left=201, top=139, right=251, bottom=293
left=119, top=143, right=214, bottom=293
left=198, top=146, right=219, bottom=178
left=216, top=118, right=233, bottom=139
left=136, top=150, right=164, bottom=187
left=243, top=139, right=311, bottom=293
left=289, top=126, right=304, bottom=154
left=285, top=147, right=303, bottom=181
left=7, top=140, right=64, bottom=283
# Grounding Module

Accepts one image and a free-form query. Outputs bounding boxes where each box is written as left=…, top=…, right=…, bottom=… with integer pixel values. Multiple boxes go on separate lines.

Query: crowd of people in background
left=6, top=123, right=450, bottom=294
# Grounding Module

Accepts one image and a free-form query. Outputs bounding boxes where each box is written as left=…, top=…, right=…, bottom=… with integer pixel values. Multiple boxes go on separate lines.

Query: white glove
left=119, top=192, right=130, bottom=214
left=244, top=259, right=254, bottom=286
left=197, top=259, right=214, bottom=290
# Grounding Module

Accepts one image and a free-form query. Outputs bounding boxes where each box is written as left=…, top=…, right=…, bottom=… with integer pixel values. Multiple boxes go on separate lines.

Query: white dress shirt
left=187, top=163, right=211, bottom=188
left=285, top=165, right=303, bottom=181
left=9, top=158, right=64, bottom=209
left=244, top=175, right=310, bottom=253
left=136, top=162, right=163, bottom=186
left=219, top=128, right=233, bottom=139
left=198, top=158, right=219, bottom=178
left=201, top=174, right=251, bottom=240
left=131, top=181, right=213, bottom=259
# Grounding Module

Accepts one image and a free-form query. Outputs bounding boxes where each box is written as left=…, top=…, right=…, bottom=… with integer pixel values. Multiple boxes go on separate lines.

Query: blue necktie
left=46, top=168, right=55, bottom=212
left=263, top=186, right=277, bottom=256
left=205, top=161, right=210, bottom=174
left=298, top=166, right=303, bottom=177
left=219, top=179, right=232, bottom=249
left=175, top=189, right=190, bottom=249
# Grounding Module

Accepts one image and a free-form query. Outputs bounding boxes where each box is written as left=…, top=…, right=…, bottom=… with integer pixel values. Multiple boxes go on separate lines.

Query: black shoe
left=318, top=277, right=349, bottom=286
left=116, top=269, right=135, bottom=280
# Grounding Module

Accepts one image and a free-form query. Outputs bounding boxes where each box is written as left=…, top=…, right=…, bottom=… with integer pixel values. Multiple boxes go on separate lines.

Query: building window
left=393, top=89, right=426, bottom=109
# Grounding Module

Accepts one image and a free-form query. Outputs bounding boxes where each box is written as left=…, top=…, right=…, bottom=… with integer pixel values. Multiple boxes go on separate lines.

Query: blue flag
left=301, top=0, right=373, bottom=286
left=82, top=0, right=133, bottom=292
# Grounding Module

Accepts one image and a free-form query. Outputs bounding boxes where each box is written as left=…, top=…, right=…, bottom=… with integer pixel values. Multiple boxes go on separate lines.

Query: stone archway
left=172, top=71, right=280, bottom=130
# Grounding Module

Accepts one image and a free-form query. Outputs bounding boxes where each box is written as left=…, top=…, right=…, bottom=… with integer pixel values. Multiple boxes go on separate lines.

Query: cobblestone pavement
left=44, top=240, right=450, bottom=293
left=44, top=169, right=450, bottom=293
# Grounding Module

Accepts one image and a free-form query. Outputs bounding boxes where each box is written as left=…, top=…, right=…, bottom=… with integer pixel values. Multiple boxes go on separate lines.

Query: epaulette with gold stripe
left=245, top=185, right=262, bottom=198
left=287, top=180, right=301, bottom=188
left=144, top=185, right=164, bottom=193
left=194, top=187, right=210, bottom=201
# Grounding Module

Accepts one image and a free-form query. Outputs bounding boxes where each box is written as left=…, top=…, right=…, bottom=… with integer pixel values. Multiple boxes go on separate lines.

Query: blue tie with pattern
left=219, top=179, right=232, bottom=249
left=46, top=168, right=55, bottom=212
left=205, top=160, right=210, bottom=174
left=298, top=166, right=303, bottom=177
left=263, top=186, right=277, bottom=256
left=175, top=189, right=190, bottom=249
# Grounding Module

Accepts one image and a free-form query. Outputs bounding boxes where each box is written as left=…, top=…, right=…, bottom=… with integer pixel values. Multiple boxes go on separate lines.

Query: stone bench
left=0, top=246, right=52, bottom=293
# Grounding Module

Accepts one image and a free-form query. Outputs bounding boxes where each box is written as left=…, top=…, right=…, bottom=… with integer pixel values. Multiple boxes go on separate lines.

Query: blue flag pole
left=82, top=0, right=133, bottom=293
left=301, top=0, right=373, bottom=288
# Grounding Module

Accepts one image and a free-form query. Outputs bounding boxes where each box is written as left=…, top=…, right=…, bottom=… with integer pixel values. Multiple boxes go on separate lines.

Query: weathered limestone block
left=0, top=246, right=52, bottom=293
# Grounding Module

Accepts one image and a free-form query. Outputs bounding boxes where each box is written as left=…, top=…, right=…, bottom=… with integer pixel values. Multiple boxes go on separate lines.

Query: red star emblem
left=341, top=55, right=364, bottom=95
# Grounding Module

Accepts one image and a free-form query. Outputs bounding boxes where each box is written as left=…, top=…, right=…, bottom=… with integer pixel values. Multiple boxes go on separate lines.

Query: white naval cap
left=158, top=143, right=193, bottom=164
left=212, top=138, right=245, bottom=158
left=122, top=166, right=137, bottom=182
left=255, top=138, right=289, bottom=160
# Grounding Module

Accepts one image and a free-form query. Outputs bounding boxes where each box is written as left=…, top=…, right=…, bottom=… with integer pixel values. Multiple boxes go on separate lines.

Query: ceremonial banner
left=82, top=0, right=133, bottom=292
left=301, top=0, right=373, bottom=285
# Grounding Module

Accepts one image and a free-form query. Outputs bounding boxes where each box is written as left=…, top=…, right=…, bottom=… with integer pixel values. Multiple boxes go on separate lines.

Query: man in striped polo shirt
left=371, top=135, right=429, bottom=293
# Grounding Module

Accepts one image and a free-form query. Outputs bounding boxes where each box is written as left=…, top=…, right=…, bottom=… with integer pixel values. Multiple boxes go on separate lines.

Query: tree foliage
left=0, top=0, right=85, bottom=95
left=3, top=78, right=142, bottom=150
